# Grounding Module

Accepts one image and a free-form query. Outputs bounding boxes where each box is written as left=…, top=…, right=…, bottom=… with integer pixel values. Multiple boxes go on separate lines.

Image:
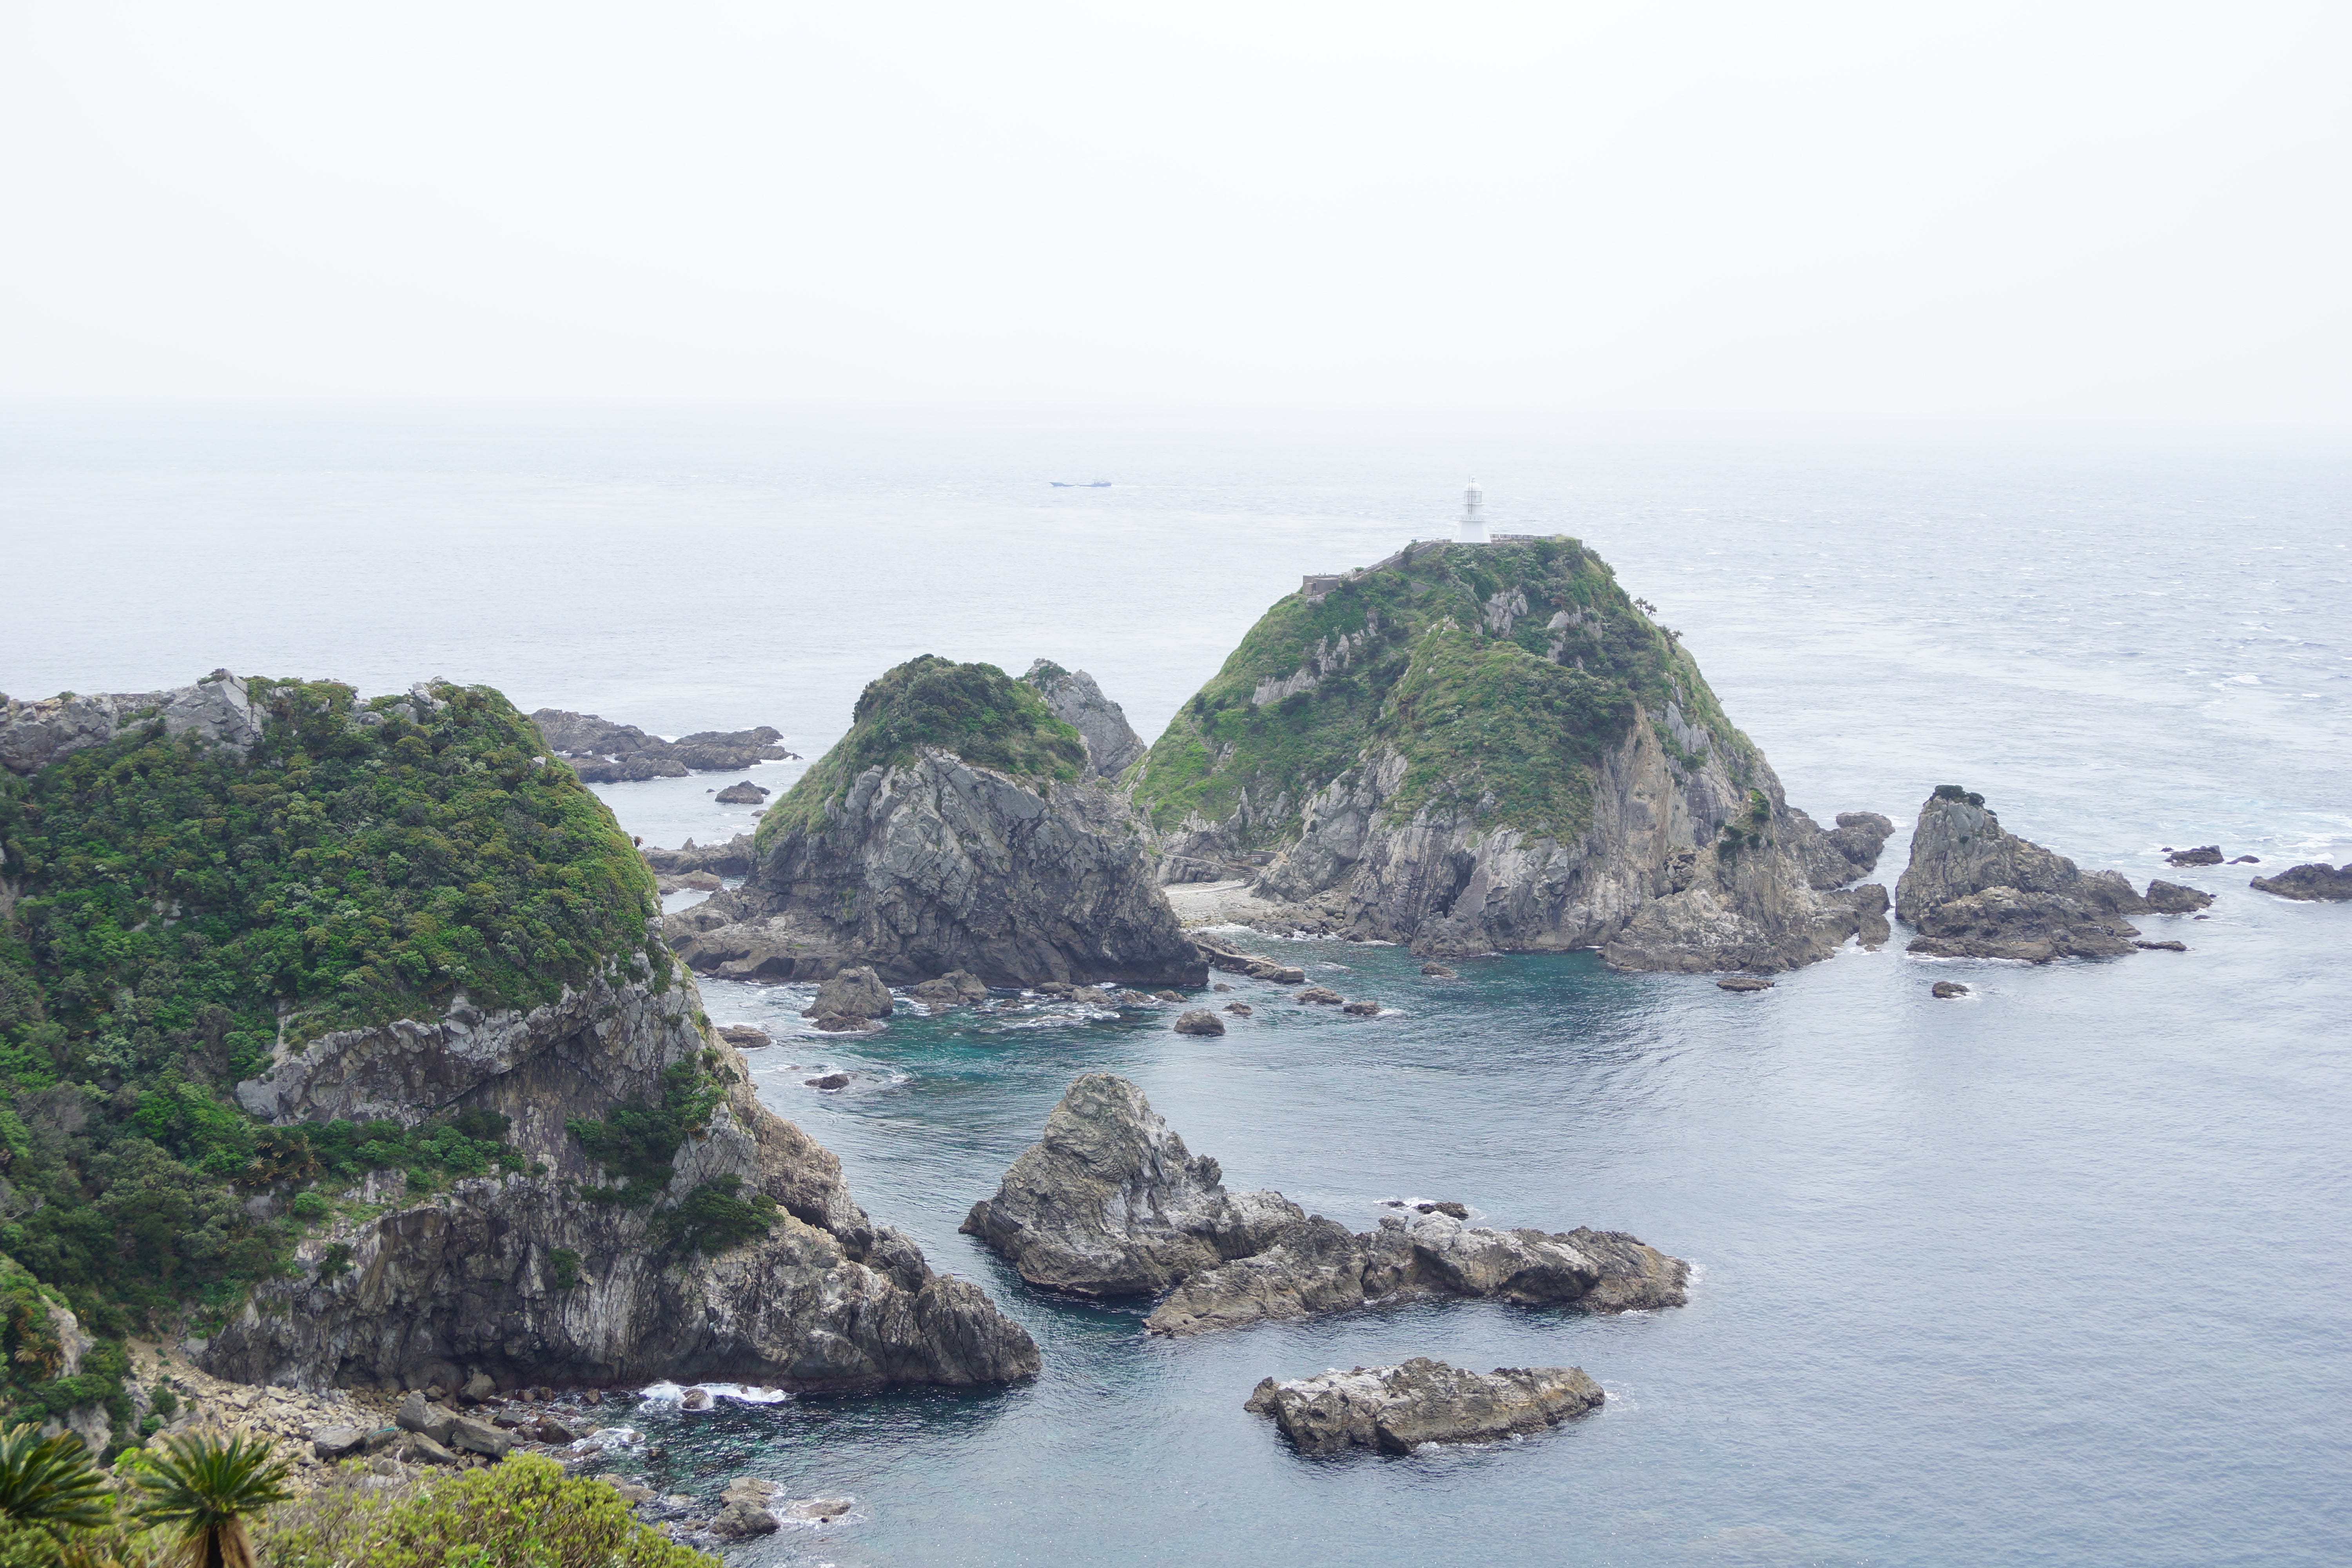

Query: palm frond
left=0, top=1421, right=112, bottom=1530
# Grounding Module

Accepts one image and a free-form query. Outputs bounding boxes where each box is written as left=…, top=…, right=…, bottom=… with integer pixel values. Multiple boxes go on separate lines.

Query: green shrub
left=548, top=1249, right=581, bottom=1291
left=567, top=1063, right=725, bottom=1208
left=254, top=1453, right=715, bottom=1568
left=656, top=1176, right=778, bottom=1256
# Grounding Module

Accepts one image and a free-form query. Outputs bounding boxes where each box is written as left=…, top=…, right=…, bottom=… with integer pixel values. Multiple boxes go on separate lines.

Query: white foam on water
left=635, top=1381, right=792, bottom=1407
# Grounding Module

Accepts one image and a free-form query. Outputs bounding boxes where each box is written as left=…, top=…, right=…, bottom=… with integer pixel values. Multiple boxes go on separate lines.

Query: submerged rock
left=959, top=1074, right=1303, bottom=1298
left=1296, top=986, right=1343, bottom=1005
left=2134, top=940, right=2187, bottom=952
left=1244, top=1357, right=1604, bottom=1454
left=1931, top=981, right=1969, bottom=998
left=2249, top=862, right=2352, bottom=902
left=1716, top=976, right=1773, bottom=992
left=2165, top=846, right=2224, bottom=867
left=717, top=1024, right=772, bottom=1049
left=1896, top=790, right=2146, bottom=962
left=1173, top=1008, right=1227, bottom=1036
left=1420, top=962, right=1457, bottom=978
left=714, top=780, right=770, bottom=804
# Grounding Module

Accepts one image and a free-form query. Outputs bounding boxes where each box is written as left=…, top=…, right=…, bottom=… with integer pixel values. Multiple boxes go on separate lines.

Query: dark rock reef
left=1245, top=1357, right=1604, bottom=1454
left=2250, top=862, right=2352, bottom=902
left=532, top=708, right=796, bottom=783
left=668, top=657, right=1201, bottom=987
left=963, top=1074, right=1685, bottom=1335
left=1127, top=538, right=1890, bottom=974
left=1896, top=788, right=2169, bottom=962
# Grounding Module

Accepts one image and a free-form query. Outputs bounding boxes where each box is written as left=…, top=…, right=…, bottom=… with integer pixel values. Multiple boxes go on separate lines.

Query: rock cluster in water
left=532, top=708, right=796, bottom=782
left=1244, top=1357, right=1604, bottom=1454
left=1895, top=788, right=2207, bottom=961
left=963, top=1074, right=1686, bottom=1334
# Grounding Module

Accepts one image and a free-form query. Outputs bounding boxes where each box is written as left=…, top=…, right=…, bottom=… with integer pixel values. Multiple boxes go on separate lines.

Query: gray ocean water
left=4, top=405, right=2349, bottom=1566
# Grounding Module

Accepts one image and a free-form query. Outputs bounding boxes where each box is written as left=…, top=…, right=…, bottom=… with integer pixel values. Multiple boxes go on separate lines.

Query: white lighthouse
left=1456, top=479, right=1488, bottom=544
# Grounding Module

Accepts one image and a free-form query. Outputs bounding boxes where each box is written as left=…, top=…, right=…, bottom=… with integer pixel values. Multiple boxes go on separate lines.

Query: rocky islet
left=1245, top=1357, right=1605, bottom=1454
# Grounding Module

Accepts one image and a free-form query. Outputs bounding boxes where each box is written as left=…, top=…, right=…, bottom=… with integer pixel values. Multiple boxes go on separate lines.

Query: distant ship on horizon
left=1050, top=479, right=1112, bottom=488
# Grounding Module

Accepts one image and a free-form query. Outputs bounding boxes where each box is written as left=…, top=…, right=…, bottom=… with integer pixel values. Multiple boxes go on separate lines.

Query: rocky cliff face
left=1131, top=539, right=1889, bottom=972
left=668, top=658, right=1200, bottom=988
left=1895, top=790, right=2154, bottom=961
left=209, top=948, right=1039, bottom=1394
left=0, top=670, right=263, bottom=775
left=1021, top=661, right=1146, bottom=781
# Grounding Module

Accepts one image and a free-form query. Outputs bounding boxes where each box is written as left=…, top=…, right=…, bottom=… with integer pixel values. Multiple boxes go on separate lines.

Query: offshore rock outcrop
left=960, top=1074, right=1303, bottom=1297
left=1022, top=661, right=1147, bottom=781
left=209, top=952, right=1040, bottom=1394
left=1895, top=789, right=2156, bottom=961
left=668, top=659, right=1200, bottom=988
left=531, top=709, right=795, bottom=784
left=964, top=1074, right=1686, bottom=1335
left=1, top=670, right=264, bottom=775
left=2250, top=862, right=2352, bottom=902
left=1132, top=539, right=1890, bottom=972
left=1245, top=1358, right=1604, bottom=1455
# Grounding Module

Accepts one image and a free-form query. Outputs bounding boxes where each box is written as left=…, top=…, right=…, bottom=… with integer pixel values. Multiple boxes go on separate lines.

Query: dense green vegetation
left=757, top=656, right=1086, bottom=842
left=0, top=678, right=661, bottom=1437
left=568, top=1060, right=778, bottom=1255
left=1130, top=537, right=1758, bottom=849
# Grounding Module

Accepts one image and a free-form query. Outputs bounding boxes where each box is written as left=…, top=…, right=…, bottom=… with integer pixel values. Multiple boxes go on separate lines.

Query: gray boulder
left=804, top=966, right=893, bottom=1021
left=396, top=1392, right=459, bottom=1445
left=1143, top=1209, right=1686, bottom=1337
left=311, top=1425, right=371, bottom=1460
left=959, top=1074, right=1303, bottom=1297
left=1173, top=1009, right=1226, bottom=1036
left=1896, top=791, right=2146, bottom=961
left=2250, top=863, right=2352, bottom=902
left=1245, top=1357, right=1604, bottom=1454
left=909, top=970, right=989, bottom=1005
left=1021, top=661, right=1147, bottom=781
left=2143, top=879, right=2216, bottom=914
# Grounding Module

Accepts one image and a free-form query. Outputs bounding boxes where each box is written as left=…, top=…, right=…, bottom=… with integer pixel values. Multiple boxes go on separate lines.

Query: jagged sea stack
left=1128, top=538, right=1891, bottom=971
left=669, top=657, right=1202, bottom=987
left=0, top=676, right=1037, bottom=1418
left=1895, top=786, right=2165, bottom=961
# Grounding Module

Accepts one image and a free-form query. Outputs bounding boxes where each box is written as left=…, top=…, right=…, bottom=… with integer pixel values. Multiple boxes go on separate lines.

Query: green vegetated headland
left=1129, top=538, right=1759, bottom=851
left=756, top=655, right=1087, bottom=844
left=0, top=678, right=659, bottom=1443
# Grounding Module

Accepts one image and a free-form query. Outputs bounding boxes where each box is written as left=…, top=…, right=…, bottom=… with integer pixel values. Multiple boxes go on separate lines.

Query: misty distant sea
left=5, top=405, right=2349, bottom=1566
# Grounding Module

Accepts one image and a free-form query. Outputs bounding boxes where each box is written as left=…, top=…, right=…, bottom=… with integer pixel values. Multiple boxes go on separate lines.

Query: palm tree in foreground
left=134, top=1431, right=293, bottom=1568
left=0, top=1421, right=112, bottom=1537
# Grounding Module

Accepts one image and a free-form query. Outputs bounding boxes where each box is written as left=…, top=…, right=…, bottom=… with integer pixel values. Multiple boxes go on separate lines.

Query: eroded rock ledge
left=1245, top=1357, right=1604, bottom=1454
left=963, top=1074, right=1686, bottom=1336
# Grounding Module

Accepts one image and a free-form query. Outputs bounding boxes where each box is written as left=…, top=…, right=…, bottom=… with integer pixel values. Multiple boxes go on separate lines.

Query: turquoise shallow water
left=3, top=406, right=2348, bottom=1565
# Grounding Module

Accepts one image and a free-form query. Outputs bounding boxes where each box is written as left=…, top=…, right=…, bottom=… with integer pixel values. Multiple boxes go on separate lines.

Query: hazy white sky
left=4, top=2, right=2346, bottom=423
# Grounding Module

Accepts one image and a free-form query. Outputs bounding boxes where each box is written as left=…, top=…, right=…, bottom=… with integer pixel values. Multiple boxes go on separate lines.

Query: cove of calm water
left=4, top=405, right=2348, bottom=1566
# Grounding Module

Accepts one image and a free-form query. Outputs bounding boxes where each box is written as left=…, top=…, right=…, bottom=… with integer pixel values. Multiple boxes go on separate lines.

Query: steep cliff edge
left=0, top=674, right=1034, bottom=1426
left=1020, top=661, right=1146, bottom=781
left=1129, top=539, right=1888, bottom=970
left=668, top=657, right=1201, bottom=987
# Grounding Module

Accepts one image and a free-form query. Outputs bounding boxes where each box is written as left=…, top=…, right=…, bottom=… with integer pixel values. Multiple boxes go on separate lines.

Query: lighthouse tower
left=1456, top=479, right=1488, bottom=544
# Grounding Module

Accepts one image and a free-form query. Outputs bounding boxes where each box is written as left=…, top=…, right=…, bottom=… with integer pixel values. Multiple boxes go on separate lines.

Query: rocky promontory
left=1894, top=787, right=2194, bottom=961
left=2250, top=862, right=2352, bottom=902
left=964, top=1074, right=1686, bottom=1334
left=1127, top=538, right=1891, bottom=973
left=667, top=657, right=1202, bottom=987
left=1245, top=1357, right=1604, bottom=1454
left=0, top=673, right=1035, bottom=1442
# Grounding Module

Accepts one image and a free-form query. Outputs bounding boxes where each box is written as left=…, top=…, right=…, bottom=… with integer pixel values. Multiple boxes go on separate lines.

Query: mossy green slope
left=757, top=655, right=1087, bottom=845
left=0, top=678, right=657, bottom=1434
left=1131, top=538, right=1756, bottom=849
